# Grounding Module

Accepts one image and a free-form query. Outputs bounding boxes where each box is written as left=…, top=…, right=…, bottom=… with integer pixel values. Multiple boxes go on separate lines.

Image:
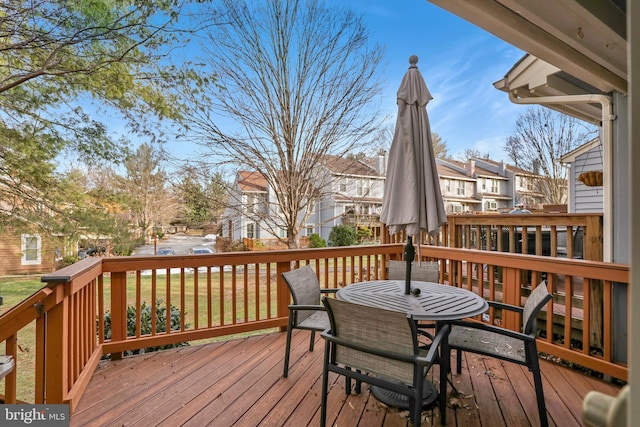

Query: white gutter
left=508, top=92, right=615, bottom=262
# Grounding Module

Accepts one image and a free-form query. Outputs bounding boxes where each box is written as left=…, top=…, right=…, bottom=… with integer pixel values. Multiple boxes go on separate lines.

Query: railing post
left=585, top=215, right=604, bottom=348
left=109, top=272, right=127, bottom=360
left=45, top=284, right=68, bottom=403
left=502, top=266, right=520, bottom=331
left=4, top=333, right=17, bottom=404
left=276, top=261, right=292, bottom=333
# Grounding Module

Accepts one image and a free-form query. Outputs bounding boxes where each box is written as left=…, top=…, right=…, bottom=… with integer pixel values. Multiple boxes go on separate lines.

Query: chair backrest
left=323, top=297, right=418, bottom=385
left=282, top=265, right=321, bottom=322
left=387, top=260, right=439, bottom=282
left=522, top=280, right=553, bottom=335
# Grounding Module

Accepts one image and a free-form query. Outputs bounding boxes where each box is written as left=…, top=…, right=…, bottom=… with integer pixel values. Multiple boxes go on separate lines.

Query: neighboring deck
left=71, top=330, right=621, bottom=427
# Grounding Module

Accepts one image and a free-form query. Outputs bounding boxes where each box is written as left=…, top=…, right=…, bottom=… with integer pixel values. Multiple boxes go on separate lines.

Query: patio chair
left=447, top=280, right=552, bottom=427
left=0, top=355, right=14, bottom=380
left=320, top=297, right=450, bottom=427
left=387, top=259, right=440, bottom=282
left=281, top=265, right=337, bottom=378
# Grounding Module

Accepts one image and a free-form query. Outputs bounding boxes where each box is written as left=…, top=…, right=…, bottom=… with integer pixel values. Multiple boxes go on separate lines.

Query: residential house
left=311, top=155, right=385, bottom=241
left=222, top=154, right=550, bottom=244
left=435, top=160, right=479, bottom=213
left=0, top=230, right=63, bottom=275
left=437, top=158, right=544, bottom=213
left=221, top=171, right=269, bottom=242
left=221, top=155, right=385, bottom=244
left=559, top=138, right=604, bottom=213
left=473, top=158, right=546, bottom=208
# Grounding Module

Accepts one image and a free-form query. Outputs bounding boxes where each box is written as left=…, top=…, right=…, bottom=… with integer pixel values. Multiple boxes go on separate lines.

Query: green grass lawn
left=1, top=276, right=45, bottom=403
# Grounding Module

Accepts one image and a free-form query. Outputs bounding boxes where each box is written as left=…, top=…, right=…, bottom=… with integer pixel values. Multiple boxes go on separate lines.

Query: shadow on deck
left=71, top=330, right=621, bottom=426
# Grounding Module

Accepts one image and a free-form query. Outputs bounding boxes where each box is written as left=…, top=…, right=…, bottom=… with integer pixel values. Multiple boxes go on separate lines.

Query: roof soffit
left=427, top=0, right=628, bottom=93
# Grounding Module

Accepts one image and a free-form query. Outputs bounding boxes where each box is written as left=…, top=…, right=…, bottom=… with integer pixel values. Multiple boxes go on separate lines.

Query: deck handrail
left=1, top=228, right=627, bottom=414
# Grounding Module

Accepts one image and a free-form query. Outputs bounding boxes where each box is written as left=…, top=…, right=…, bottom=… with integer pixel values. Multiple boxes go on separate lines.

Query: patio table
left=336, top=279, right=488, bottom=410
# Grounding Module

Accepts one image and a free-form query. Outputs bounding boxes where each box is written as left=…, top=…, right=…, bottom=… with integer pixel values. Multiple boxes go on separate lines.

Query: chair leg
left=345, top=370, right=352, bottom=395
left=411, top=374, right=423, bottom=426
left=456, top=348, right=462, bottom=374
left=439, top=334, right=450, bottom=425
left=320, top=344, right=330, bottom=427
left=309, top=330, right=316, bottom=352
left=528, top=346, right=548, bottom=427
left=283, top=314, right=294, bottom=378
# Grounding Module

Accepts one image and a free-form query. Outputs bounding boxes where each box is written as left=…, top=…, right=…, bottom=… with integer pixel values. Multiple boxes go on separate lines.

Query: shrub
left=308, top=233, right=326, bottom=248
left=356, top=226, right=372, bottom=242
left=328, top=225, right=357, bottom=247
left=102, top=299, right=189, bottom=357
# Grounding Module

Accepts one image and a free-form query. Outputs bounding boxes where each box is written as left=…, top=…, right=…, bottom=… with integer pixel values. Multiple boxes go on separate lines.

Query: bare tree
left=458, top=148, right=490, bottom=162
left=505, top=106, right=597, bottom=204
left=372, top=123, right=448, bottom=159
left=184, top=0, right=384, bottom=248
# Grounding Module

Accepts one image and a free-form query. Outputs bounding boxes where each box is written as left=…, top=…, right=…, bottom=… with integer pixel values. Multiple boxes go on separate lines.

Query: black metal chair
left=447, top=280, right=553, bottom=427
left=281, top=265, right=337, bottom=378
left=387, top=259, right=440, bottom=283
left=320, top=297, right=450, bottom=427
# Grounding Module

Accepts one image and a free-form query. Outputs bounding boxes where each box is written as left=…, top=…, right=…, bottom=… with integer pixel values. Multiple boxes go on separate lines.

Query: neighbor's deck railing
left=1, top=217, right=627, bottom=414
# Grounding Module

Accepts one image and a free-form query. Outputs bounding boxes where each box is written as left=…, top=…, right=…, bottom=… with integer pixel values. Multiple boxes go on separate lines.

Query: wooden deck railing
left=1, top=213, right=627, bottom=415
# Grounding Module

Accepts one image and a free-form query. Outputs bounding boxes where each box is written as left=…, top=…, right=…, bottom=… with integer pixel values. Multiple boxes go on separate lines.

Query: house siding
left=573, top=148, right=604, bottom=213
left=0, top=232, right=59, bottom=275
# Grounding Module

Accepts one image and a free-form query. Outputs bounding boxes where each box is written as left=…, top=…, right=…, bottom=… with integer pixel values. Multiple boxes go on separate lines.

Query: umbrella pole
left=404, top=235, right=415, bottom=294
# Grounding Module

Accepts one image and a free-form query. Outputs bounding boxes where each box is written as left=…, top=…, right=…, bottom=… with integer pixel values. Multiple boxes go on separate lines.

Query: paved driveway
left=133, top=234, right=215, bottom=256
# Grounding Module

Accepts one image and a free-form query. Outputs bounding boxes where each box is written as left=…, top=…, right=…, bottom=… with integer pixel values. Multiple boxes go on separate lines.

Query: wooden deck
left=71, top=330, right=621, bottom=427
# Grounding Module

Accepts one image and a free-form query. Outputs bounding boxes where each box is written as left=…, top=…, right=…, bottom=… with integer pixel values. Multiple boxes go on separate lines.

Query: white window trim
left=21, top=234, right=42, bottom=265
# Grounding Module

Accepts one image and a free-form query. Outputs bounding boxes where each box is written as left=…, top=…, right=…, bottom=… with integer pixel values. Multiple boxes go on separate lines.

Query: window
left=246, top=194, right=256, bottom=213
left=490, top=180, right=499, bottom=193
left=339, top=179, right=347, bottom=192
left=450, top=204, right=463, bottom=213
left=456, top=181, right=465, bottom=195
left=356, top=179, right=369, bottom=197
left=481, top=178, right=487, bottom=191
left=306, top=226, right=314, bottom=236
left=444, top=179, right=451, bottom=192
left=21, top=234, right=41, bottom=265
left=246, top=223, right=255, bottom=239
left=486, top=200, right=498, bottom=210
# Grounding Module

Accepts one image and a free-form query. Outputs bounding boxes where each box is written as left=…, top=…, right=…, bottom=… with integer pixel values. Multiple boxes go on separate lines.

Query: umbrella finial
left=408, top=55, right=418, bottom=68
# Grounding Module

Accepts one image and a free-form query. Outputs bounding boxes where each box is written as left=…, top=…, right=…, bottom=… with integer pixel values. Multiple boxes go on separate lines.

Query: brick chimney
left=466, top=160, right=476, bottom=177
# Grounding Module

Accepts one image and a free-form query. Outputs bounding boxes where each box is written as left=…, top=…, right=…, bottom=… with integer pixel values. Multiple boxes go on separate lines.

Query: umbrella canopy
left=380, top=56, right=447, bottom=294
left=381, top=55, right=447, bottom=238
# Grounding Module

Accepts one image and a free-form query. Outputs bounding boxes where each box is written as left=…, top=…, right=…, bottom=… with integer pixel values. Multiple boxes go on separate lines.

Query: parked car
left=156, top=247, right=176, bottom=256
left=189, top=247, right=214, bottom=255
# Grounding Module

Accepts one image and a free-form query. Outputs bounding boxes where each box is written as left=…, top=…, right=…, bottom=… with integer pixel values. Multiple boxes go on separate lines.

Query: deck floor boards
left=71, top=330, right=621, bottom=427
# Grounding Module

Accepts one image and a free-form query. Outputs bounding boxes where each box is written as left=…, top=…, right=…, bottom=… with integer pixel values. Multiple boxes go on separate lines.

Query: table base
left=370, top=380, right=438, bottom=409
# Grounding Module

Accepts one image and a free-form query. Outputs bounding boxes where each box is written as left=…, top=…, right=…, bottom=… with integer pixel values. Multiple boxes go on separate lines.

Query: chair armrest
left=320, top=289, right=338, bottom=295
left=487, top=300, right=524, bottom=314
left=424, top=324, right=449, bottom=363
left=288, top=304, right=325, bottom=311
left=447, top=319, right=536, bottom=342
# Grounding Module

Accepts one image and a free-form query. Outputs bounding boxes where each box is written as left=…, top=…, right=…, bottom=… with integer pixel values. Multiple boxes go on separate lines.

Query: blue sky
left=346, top=0, right=526, bottom=161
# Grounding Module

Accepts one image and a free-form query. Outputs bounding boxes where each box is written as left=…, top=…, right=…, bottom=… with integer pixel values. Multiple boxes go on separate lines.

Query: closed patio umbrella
left=380, top=55, right=447, bottom=294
